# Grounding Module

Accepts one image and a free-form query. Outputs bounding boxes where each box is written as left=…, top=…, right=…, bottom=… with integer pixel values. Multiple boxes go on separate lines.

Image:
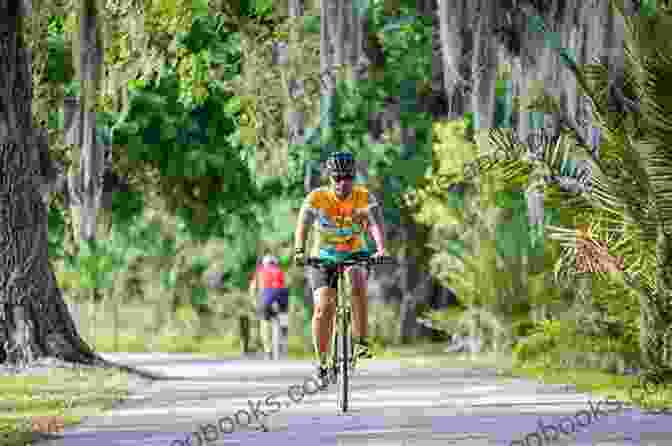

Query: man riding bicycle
left=249, top=254, right=289, bottom=359
left=293, top=151, right=388, bottom=385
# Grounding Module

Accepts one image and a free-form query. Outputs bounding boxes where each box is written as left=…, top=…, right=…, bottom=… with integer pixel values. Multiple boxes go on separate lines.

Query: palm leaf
left=637, top=56, right=672, bottom=227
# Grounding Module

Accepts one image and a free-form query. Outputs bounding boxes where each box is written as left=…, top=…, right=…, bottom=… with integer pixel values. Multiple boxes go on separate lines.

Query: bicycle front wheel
left=337, top=306, right=350, bottom=413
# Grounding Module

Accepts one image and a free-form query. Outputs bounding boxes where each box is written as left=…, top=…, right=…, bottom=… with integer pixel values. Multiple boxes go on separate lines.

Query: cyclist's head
left=325, top=151, right=356, bottom=198
left=262, top=255, right=279, bottom=266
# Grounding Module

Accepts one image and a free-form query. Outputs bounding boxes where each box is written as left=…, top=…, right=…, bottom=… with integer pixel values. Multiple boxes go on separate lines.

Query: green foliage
left=511, top=318, right=536, bottom=339
left=415, top=119, right=557, bottom=265
left=171, top=14, right=243, bottom=105
left=64, top=80, right=81, bottom=97
left=486, top=1, right=672, bottom=373
left=177, top=15, right=241, bottom=59
left=190, top=285, right=208, bottom=306
left=47, top=202, right=68, bottom=260
left=109, top=185, right=144, bottom=229
left=112, top=64, right=263, bottom=242
left=513, top=325, right=560, bottom=363
left=301, top=15, right=320, bottom=33
left=288, top=5, right=434, bottom=224
left=63, top=238, right=121, bottom=291
left=512, top=313, right=641, bottom=369
left=579, top=275, right=641, bottom=352
left=239, top=0, right=274, bottom=17
left=46, top=22, right=69, bottom=83
left=409, top=118, right=568, bottom=340
left=47, top=15, right=64, bottom=34
left=640, top=0, right=658, bottom=16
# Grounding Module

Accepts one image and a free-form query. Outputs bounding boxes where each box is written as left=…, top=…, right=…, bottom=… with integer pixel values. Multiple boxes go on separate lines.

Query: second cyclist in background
left=249, top=254, right=289, bottom=359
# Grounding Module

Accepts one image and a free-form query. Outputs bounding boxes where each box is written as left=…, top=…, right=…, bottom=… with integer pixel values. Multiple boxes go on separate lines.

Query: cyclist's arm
left=249, top=270, right=258, bottom=295
left=367, top=193, right=386, bottom=253
left=295, top=196, right=317, bottom=252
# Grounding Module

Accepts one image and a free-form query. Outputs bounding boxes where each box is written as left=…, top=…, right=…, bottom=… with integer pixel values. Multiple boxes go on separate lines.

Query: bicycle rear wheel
left=271, top=317, right=280, bottom=360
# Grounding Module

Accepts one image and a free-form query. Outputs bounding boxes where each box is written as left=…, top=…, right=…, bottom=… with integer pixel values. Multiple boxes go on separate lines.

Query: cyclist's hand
left=293, top=250, right=306, bottom=266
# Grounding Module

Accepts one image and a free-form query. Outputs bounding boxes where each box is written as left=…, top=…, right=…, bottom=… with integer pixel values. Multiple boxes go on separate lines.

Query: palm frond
left=637, top=52, right=672, bottom=228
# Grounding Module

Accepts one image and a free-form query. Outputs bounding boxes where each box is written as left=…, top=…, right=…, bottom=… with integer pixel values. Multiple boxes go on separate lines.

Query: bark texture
left=0, top=0, right=99, bottom=366
left=439, top=0, right=630, bottom=148
left=0, top=1, right=160, bottom=379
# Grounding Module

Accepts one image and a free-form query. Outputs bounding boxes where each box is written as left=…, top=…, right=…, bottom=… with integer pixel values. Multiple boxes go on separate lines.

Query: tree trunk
left=470, top=0, right=497, bottom=134
left=439, top=0, right=467, bottom=120
left=0, top=1, right=99, bottom=366
left=287, top=0, right=306, bottom=161
left=284, top=0, right=313, bottom=349
left=67, top=0, right=106, bottom=248
left=320, top=0, right=336, bottom=151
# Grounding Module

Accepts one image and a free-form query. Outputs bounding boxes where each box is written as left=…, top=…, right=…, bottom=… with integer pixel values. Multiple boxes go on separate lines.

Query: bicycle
left=304, top=252, right=395, bottom=414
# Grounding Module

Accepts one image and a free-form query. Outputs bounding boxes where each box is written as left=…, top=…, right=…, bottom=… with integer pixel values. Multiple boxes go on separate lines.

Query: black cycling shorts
left=307, top=265, right=366, bottom=291
left=257, top=288, right=289, bottom=320
left=308, top=265, right=339, bottom=291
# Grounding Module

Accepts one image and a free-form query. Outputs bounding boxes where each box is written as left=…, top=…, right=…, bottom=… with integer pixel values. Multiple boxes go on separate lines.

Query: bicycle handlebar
left=302, top=254, right=396, bottom=268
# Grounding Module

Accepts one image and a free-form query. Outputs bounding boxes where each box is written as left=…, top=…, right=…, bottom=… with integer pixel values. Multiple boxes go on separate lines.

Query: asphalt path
left=40, top=353, right=672, bottom=446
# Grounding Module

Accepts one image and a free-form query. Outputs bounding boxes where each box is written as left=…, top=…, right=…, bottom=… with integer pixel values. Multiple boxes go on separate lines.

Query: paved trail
left=42, top=353, right=672, bottom=446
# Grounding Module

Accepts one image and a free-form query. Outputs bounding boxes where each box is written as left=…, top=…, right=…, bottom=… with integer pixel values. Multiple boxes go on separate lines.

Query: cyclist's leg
left=242, top=285, right=259, bottom=354
left=276, top=288, right=290, bottom=313
left=313, top=287, right=336, bottom=364
left=257, top=289, right=275, bottom=356
left=260, top=319, right=272, bottom=357
left=309, top=268, right=337, bottom=365
left=349, top=266, right=368, bottom=341
left=239, top=314, right=251, bottom=353
left=349, top=266, right=373, bottom=359
left=302, top=269, right=314, bottom=340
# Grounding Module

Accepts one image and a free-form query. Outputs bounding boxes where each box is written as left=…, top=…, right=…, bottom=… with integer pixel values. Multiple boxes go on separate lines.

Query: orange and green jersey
left=299, top=185, right=379, bottom=261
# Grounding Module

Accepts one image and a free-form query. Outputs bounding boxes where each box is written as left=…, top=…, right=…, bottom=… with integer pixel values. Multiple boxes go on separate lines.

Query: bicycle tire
left=329, top=330, right=339, bottom=386
left=271, top=317, right=279, bottom=360
left=338, top=305, right=350, bottom=413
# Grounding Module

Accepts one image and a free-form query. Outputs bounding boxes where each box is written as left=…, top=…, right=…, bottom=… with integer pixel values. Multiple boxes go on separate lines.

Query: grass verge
left=510, top=361, right=672, bottom=412
left=0, top=366, right=130, bottom=446
left=389, top=344, right=672, bottom=413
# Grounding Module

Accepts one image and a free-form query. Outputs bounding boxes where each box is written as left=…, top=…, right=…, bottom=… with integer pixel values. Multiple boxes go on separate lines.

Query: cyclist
left=249, top=254, right=290, bottom=359
left=293, top=151, right=388, bottom=385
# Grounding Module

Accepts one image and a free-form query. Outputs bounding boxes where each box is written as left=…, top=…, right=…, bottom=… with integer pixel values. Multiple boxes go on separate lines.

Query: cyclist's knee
left=313, top=287, right=334, bottom=304
left=313, top=288, right=335, bottom=318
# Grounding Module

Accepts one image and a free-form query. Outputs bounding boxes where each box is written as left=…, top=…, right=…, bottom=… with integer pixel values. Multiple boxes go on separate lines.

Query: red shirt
left=252, top=265, right=285, bottom=289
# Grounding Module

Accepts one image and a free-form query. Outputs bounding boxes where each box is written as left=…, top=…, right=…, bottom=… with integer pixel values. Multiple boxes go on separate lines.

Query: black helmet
left=325, top=151, right=356, bottom=177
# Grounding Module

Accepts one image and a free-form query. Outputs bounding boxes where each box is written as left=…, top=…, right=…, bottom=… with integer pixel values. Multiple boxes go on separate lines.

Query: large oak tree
left=0, top=0, right=157, bottom=378
left=0, top=0, right=98, bottom=366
